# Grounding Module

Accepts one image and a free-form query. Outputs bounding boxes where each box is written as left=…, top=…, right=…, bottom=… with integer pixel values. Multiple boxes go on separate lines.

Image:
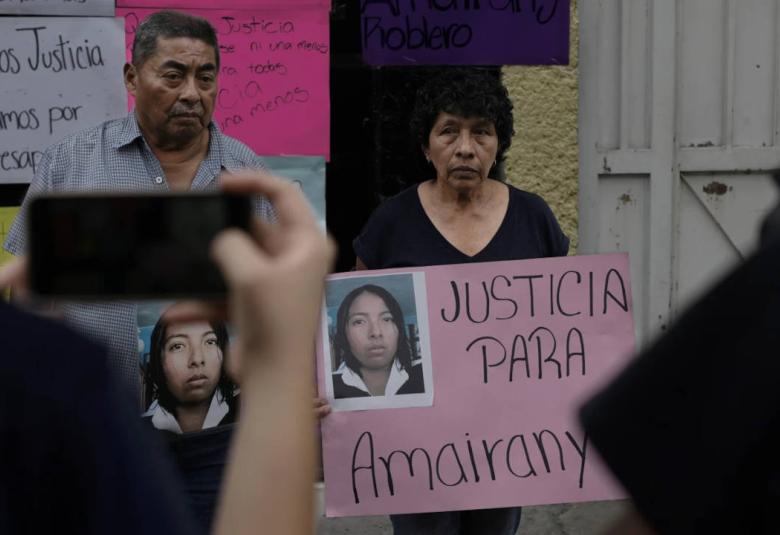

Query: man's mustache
left=169, top=105, right=204, bottom=117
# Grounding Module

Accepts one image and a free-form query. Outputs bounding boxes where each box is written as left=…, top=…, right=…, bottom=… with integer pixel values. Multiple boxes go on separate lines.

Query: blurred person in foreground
left=581, top=184, right=780, bottom=535
left=0, top=171, right=334, bottom=535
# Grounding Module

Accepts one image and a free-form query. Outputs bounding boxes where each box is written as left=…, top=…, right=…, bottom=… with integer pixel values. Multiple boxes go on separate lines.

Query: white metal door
left=579, top=0, right=780, bottom=343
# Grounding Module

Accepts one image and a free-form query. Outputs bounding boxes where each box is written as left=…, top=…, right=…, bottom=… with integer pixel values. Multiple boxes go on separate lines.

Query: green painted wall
left=502, top=0, right=579, bottom=253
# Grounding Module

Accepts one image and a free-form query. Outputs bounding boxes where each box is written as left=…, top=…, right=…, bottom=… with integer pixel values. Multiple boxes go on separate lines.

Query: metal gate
left=579, top=0, right=780, bottom=342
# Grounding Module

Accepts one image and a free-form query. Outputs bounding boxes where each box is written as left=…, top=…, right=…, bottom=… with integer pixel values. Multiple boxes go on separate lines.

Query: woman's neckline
left=414, top=180, right=512, bottom=259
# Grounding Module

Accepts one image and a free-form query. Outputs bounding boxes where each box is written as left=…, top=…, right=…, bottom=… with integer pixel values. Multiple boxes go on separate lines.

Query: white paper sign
left=0, top=17, right=126, bottom=183
left=0, top=0, right=114, bottom=18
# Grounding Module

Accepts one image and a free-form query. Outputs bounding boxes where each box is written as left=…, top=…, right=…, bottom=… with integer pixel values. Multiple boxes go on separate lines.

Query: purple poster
left=360, top=0, right=569, bottom=66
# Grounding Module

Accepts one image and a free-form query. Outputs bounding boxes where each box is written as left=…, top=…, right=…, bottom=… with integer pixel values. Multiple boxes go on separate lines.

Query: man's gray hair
left=132, top=10, right=220, bottom=68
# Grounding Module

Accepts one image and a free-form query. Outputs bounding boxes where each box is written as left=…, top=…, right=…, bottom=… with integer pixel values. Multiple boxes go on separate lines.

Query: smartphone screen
left=27, top=193, right=252, bottom=299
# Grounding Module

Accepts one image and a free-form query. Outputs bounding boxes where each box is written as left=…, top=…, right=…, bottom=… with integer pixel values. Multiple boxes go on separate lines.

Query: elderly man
left=4, top=10, right=274, bottom=391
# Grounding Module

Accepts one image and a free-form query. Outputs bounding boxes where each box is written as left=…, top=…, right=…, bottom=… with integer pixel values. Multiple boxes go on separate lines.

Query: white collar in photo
left=337, top=359, right=409, bottom=396
left=143, top=390, right=230, bottom=434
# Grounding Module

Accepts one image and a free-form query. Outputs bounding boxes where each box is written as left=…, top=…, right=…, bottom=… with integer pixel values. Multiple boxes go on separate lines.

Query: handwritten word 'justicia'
left=440, top=269, right=629, bottom=324
left=218, top=17, right=295, bottom=36
left=0, top=26, right=104, bottom=74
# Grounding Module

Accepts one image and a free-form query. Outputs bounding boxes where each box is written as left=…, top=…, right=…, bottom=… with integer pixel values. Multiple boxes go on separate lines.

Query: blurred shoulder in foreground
left=582, top=192, right=780, bottom=534
left=0, top=301, right=195, bottom=535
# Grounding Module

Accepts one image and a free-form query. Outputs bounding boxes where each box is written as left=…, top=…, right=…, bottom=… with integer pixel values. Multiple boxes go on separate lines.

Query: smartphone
left=27, top=192, right=252, bottom=299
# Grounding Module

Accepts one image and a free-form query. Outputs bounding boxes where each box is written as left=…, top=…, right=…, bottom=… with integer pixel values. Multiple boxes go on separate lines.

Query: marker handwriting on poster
left=362, top=0, right=561, bottom=48
left=120, top=8, right=330, bottom=157
left=208, top=16, right=313, bottom=128
left=320, top=255, right=633, bottom=516
left=0, top=0, right=113, bottom=17
left=0, top=0, right=88, bottom=7
left=115, top=0, right=328, bottom=10
left=440, top=269, right=628, bottom=323
left=360, top=0, right=569, bottom=65
left=441, top=269, right=627, bottom=383
left=0, top=139, right=43, bottom=176
left=348, top=268, right=628, bottom=504
left=1, top=25, right=106, bottom=141
left=350, top=428, right=588, bottom=504
left=0, top=17, right=125, bottom=183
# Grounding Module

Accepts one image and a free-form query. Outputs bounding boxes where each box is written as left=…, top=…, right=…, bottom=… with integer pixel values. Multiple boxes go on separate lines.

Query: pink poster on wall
left=117, top=0, right=330, bottom=12
left=118, top=7, right=329, bottom=157
left=317, top=253, right=634, bottom=516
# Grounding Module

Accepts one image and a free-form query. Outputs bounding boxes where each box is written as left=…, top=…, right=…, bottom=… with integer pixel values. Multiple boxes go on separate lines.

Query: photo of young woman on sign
left=140, top=302, right=238, bottom=434
left=323, top=273, right=433, bottom=411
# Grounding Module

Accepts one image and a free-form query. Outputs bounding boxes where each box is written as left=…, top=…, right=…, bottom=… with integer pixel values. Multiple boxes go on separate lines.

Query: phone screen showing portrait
left=28, top=193, right=252, bottom=299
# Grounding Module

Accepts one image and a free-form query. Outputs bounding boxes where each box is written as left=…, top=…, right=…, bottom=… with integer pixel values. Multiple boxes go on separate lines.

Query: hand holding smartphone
left=27, top=192, right=252, bottom=299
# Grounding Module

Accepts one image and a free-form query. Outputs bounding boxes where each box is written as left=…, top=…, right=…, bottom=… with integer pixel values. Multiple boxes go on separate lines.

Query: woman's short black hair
left=333, top=284, right=413, bottom=376
left=410, top=67, right=514, bottom=179
left=144, top=316, right=234, bottom=413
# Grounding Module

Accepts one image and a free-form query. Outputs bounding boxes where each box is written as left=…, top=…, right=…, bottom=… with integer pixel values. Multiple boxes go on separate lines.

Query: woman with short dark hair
left=331, top=284, right=423, bottom=398
left=354, top=67, right=570, bottom=534
left=143, top=306, right=237, bottom=434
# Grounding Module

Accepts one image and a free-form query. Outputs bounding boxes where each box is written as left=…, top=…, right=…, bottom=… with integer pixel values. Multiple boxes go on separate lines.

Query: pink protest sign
left=317, top=253, right=633, bottom=516
left=118, top=7, right=329, bottom=157
left=117, top=0, right=330, bottom=11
